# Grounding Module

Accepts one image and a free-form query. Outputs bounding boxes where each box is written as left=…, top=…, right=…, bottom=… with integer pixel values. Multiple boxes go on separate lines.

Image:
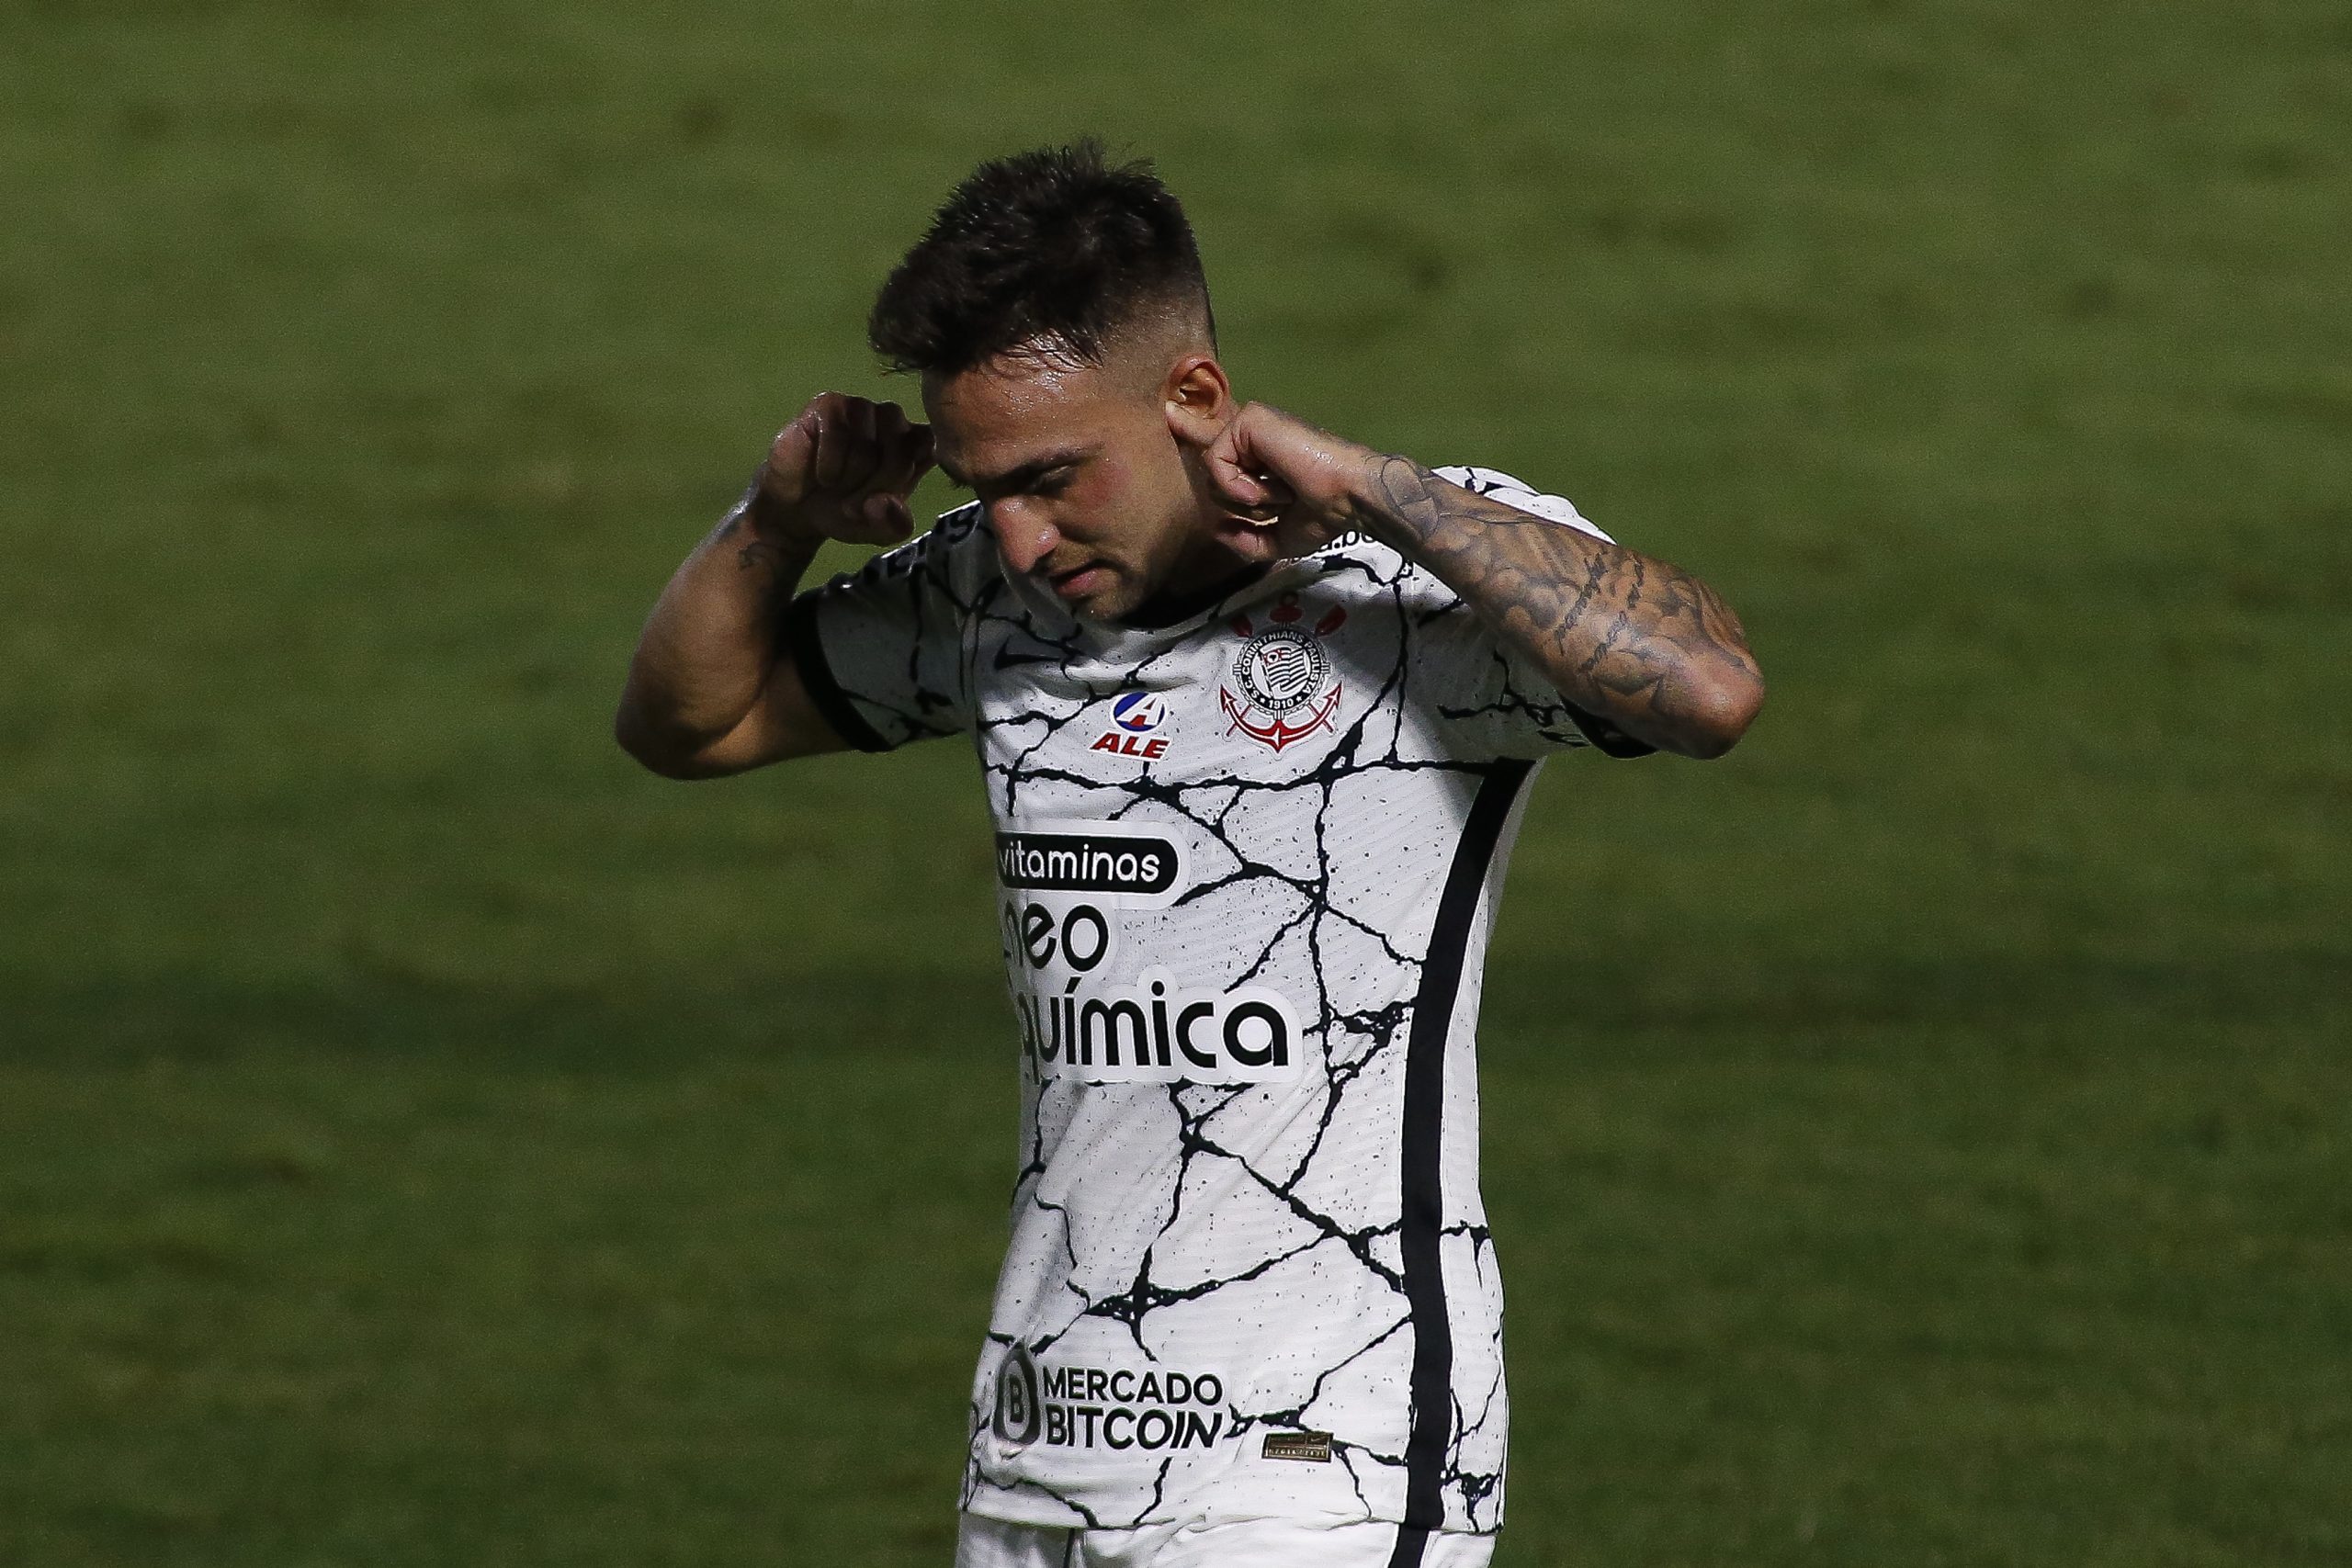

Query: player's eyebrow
left=942, top=446, right=1093, bottom=495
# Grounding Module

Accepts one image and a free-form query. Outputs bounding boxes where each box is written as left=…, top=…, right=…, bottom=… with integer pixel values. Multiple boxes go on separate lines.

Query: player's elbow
left=614, top=700, right=714, bottom=780
left=1668, top=668, right=1765, bottom=760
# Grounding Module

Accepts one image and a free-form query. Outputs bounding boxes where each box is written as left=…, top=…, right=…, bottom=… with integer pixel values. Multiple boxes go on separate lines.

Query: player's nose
left=991, top=504, right=1060, bottom=575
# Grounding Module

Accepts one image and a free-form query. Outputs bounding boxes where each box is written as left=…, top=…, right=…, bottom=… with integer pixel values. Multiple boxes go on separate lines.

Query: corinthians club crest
left=1221, top=593, right=1347, bottom=752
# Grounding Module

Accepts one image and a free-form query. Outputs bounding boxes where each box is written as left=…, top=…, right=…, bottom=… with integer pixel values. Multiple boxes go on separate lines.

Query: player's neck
left=1123, top=558, right=1268, bottom=630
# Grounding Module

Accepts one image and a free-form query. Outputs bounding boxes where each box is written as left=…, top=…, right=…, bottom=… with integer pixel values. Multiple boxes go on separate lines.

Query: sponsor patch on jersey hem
left=1261, top=1430, right=1335, bottom=1463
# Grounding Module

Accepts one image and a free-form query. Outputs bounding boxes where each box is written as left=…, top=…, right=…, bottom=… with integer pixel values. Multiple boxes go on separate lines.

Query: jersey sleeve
left=1414, top=466, right=1657, bottom=762
left=779, top=503, right=987, bottom=752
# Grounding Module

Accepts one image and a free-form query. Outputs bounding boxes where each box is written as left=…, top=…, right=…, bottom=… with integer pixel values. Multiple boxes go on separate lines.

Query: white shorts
left=955, top=1512, right=1498, bottom=1568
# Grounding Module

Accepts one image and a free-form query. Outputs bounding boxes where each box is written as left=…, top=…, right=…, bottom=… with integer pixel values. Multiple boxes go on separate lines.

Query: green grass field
left=4, top=1, right=2347, bottom=1562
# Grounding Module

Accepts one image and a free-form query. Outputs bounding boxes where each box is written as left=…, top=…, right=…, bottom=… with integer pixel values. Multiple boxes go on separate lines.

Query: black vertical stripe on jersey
left=1392, top=759, right=1534, bottom=1550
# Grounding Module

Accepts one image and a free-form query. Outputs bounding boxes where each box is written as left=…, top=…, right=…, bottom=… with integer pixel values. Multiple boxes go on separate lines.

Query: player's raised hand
left=1168, top=400, right=1382, bottom=565
left=752, top=392, right=934, bottom=547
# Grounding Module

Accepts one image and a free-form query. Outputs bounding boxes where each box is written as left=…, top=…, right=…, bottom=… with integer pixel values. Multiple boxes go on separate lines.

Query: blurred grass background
left=2, top=1, right=2347, bottom=1563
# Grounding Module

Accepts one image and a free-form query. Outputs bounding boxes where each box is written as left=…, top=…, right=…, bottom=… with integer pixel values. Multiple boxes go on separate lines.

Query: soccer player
left=616, top=142, right=1762, bottom=1568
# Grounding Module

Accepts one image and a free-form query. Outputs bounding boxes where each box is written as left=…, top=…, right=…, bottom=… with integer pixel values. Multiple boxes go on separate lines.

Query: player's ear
left=1162, top=353, right=1229, bottom=449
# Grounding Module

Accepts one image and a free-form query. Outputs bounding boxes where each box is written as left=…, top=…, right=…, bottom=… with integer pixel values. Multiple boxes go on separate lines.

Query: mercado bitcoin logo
left=992, top=1352, right=1232, bottom=1454
left=992, top=1344, right=1043, bottom=1445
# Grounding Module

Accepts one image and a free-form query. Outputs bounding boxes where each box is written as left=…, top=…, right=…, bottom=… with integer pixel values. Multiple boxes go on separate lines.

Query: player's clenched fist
left=1169, top=400, right=1382, bottom=564
left=753, top=391, right=934, bottom=547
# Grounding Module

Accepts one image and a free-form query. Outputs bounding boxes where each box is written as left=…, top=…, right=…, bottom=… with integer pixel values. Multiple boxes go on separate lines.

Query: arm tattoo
left=717, top=507, right=819, bottom=586
left=1354, top=457, right=1761, bottom=755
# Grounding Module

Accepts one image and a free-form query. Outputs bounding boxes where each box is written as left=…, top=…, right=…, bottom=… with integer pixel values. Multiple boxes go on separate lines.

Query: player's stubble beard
left=1084, top=426, right=1263, bottom=626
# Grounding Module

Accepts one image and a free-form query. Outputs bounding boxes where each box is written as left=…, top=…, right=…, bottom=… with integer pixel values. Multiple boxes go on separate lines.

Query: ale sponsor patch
left=1090, top=689, right=1172, bottom=761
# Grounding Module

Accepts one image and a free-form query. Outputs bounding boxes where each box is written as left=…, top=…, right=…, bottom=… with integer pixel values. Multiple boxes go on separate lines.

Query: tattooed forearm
left=1352, top=457, right=1763, bottom=758
left=722, top=517, right=809, bottom=589
left=725, top=491, right=825, bottom=583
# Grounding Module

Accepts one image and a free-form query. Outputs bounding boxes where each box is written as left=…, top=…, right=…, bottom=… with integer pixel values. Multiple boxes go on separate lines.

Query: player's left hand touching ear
left=1170, top=401, right=1379, bottom=564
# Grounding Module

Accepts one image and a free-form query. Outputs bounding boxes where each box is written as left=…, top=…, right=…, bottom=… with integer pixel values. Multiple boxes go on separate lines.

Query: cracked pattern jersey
left=785, top=467, right=1650, bottom=1537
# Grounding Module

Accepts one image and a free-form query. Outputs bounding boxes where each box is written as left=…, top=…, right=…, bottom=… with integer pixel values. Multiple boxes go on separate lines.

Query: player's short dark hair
left=868, top=140, right=1213, bottom=377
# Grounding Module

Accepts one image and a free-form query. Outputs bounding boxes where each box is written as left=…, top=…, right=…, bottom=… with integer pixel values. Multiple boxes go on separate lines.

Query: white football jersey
left=785, top=468, right=1650, bottom=1538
